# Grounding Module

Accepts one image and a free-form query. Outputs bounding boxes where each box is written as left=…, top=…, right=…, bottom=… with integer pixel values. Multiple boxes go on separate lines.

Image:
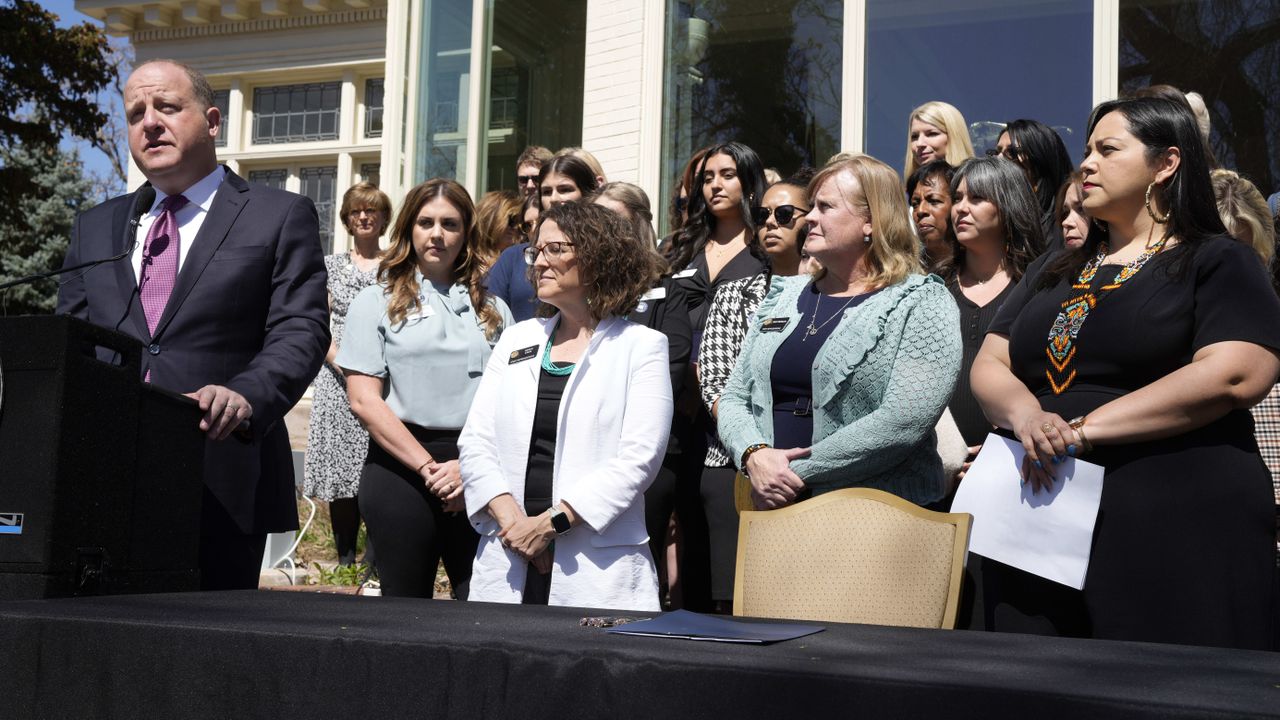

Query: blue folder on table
left=605, top=610, right=824, bottom=644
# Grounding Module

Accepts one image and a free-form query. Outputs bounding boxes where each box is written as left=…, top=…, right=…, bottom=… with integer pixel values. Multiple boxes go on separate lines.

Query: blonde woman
left=717, top=154, right=961, bottom=510
left=903, top=101, right=975, bottom=180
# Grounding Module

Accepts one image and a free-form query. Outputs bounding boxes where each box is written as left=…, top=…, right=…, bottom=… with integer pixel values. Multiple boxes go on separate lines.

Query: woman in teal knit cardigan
left=717, top=154, right=962, bottom=509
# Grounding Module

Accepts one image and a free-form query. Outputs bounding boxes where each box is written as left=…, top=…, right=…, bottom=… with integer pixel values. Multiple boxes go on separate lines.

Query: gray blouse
left=337, top=275, right=513, bottom=429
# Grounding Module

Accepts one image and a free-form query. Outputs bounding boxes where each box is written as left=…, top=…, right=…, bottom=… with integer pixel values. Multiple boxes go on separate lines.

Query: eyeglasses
left=509, top=218, right=534, bottom=236
left=350, top=208, right=381, bottom=217
left=518, top=174, right=540, bottom=186
left=986, top=146, right=1025, bottom=162
left=523, top=241, right=575, bottom=265
left=751, top=204, right=810, bottom=226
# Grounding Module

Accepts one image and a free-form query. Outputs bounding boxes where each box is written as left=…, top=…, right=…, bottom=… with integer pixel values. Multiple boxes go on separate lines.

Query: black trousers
left=199, top=487, right=269, bottom=591
left=358, top=426, right=478, bottom=599
left=700, top=464, right=740, bottom=602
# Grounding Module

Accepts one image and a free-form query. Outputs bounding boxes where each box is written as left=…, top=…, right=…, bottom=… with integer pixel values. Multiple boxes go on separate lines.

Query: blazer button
left=148, top=343, right=161, bottom=355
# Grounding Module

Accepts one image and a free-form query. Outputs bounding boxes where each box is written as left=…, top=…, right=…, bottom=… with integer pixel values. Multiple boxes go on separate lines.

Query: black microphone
left=0, top=186, right=156, bottom=292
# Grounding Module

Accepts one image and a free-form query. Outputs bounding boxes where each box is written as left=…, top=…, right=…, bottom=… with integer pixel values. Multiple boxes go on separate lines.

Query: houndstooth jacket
left=699, top=272, right=771, bottom=466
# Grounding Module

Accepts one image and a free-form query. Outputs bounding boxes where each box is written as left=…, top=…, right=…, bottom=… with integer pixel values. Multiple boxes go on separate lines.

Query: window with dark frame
left=247, top=168, right=288, bottom=190
left=212, top=89, right=230, bottom=148
left=300, top=166, right=338, bottom=253
left=364, top=78, right=384, bottom=139
left=252, top=82, right=341, bottom=144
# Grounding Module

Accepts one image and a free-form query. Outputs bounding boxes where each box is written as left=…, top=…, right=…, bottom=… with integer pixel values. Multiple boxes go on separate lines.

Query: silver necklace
left=804, top=292, right=858, bottom=341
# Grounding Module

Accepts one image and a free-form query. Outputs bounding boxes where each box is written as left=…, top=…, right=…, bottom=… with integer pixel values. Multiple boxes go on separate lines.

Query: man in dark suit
left=57, top=59, right=329, bottom=590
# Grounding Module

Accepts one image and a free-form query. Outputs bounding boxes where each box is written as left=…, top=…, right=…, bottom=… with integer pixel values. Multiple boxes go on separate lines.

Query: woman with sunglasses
left=696, top=169, right=812, bottom=610
left=970, top=98, right=1280, bottom=648
left=718, top=154, right=961, bottom=512
left=460, top=201, right=672, bottom=610
left=488, top=153, right=602, bottom=322
left=989, top=119, right=1073, bottom=248
left=338, top=179, right=514, bottom=599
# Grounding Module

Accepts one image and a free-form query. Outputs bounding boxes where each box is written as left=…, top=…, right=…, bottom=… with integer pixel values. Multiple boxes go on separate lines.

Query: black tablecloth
left=1, top=591, right=1277, bottom=719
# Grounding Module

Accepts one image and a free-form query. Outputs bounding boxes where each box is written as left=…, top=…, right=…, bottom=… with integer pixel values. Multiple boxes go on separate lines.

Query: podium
left=0, top=316, right=205, bottom=599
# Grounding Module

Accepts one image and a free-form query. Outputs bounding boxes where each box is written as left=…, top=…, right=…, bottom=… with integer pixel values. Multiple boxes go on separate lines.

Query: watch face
left=551, top=509, right=572, bottom=534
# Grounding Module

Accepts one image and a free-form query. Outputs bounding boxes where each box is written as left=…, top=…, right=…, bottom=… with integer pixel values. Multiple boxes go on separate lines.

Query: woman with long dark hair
left=658, top=141, right=768, bottom=610
left=941, top=156, right=1044, bottom=450
left=990, top=119, right=1073, bottom=247
left=970, top=97, right=1280, bottom=648
left=339, top=179, right=514, bottom=598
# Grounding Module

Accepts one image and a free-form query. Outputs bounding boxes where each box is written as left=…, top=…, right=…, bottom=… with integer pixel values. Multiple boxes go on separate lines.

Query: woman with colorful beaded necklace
left=970, top=97, right=1280, bottom=649
left=459, top=201, right=672, bottom=610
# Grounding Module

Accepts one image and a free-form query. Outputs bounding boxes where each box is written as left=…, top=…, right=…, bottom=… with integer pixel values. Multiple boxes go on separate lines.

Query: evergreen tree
left=0, top=142, right=94, bottom=316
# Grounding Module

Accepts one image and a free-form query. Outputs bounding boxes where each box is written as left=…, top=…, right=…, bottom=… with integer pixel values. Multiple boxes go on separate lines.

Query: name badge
left=673, top=268, right=697, bottom=279
left=760, top=317, right=790, bottom=333
left=509, top=345, right=539, bottom=364
left=640, top=286, right=667, bottom=301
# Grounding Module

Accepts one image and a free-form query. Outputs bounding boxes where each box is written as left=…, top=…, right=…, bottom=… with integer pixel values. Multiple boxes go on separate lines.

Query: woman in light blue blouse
left=717, top=154, right=961, bottom=510
left=339, top=178, right=513, bottom=598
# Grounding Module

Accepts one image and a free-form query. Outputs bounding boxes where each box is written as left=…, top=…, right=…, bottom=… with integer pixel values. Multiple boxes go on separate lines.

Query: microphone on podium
left=0, top=186, right=157, bottom=293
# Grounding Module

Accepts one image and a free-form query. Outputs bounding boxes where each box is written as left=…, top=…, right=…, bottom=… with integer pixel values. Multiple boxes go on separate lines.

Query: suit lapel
left=153, top=169, right=249, bottom=339
left=113, top=188, right=150, bottom=339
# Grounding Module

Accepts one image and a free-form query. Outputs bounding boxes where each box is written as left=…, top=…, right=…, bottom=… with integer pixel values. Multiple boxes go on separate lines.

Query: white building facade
left=78, top=0, right=1280, bottom=248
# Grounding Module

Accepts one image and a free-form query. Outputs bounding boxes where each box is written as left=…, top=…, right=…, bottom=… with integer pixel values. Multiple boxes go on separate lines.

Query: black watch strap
left=550, top=505, right=572, bottom=535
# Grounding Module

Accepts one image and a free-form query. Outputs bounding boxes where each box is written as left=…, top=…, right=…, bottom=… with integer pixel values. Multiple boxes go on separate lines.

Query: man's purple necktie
left=140, top=194, right=189, bottom=336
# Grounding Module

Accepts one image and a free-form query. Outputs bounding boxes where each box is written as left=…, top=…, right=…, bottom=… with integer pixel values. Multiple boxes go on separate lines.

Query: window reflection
left=1120, top=0, right=1280, bottom=193
left=660, top=0, right=843, bottom=234
left=865, top=0, right=1092, bottom=172
left=484, top=0, right=587, bottom=191
left=415, top=0, right=473, bottom=183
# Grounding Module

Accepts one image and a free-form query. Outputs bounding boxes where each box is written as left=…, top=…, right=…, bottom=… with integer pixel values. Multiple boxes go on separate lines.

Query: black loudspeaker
left=0, top=316, right=205, bottom=599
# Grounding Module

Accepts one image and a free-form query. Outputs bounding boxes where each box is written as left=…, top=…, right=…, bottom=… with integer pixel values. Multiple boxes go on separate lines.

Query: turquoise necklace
left=541, top=328, right=576, bottom=376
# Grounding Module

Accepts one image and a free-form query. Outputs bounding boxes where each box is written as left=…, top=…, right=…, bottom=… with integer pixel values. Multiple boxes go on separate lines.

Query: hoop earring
left=1144, top=182, right=1170, bottom=224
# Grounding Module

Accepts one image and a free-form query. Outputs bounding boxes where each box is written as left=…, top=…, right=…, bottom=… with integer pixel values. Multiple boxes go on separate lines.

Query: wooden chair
left=732, top=488, right=972, bottom=629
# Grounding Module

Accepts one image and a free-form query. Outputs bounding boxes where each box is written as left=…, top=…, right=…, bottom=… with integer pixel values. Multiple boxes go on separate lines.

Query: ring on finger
left=1041, top=423, right=1056, bottom=435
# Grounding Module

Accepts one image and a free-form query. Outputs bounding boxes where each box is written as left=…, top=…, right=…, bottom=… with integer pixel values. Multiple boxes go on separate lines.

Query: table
left=0, top=591, right=1277, bottom=719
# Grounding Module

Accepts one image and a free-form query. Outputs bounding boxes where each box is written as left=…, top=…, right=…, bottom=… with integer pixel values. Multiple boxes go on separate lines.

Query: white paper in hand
left=950, top=433, right=1104, bottom=589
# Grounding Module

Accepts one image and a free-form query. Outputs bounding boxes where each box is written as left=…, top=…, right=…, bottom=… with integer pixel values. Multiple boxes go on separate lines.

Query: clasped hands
left=1012, top=410, right=1083, bottom=494
left=488, top=495, right=553, bottom=574
left=744, top=446, right=811, bottom=510
left=418, top=458, right=465, bottom=513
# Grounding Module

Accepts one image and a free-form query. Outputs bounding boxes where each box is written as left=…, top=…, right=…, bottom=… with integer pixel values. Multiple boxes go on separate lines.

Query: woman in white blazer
left=459, top=201, right=673, bottom=611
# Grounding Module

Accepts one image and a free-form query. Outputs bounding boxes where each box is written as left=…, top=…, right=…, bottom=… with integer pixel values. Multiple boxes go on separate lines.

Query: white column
left=382, top=0, right=413, bottom=208
left=340, top=69, right=357, bottom=145
left=1092, top=0, right=1120, bottom=105
left=462, top=0, right=491, bottom=196
left=842, top=0, right=867, bottom=153
left=227, top=78, right=245, bottom=151
left=336, top=152, right=354, bottom=251
left=636, top=0, right=666, bottom=215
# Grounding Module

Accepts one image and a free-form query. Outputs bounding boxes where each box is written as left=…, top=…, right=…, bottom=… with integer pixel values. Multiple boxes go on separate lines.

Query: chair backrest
left=732, top=488, right=971, bottom=629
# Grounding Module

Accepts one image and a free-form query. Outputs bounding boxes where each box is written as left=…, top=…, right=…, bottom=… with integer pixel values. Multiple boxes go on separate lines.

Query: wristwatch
left=549, top=505, right=572, bottom=535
